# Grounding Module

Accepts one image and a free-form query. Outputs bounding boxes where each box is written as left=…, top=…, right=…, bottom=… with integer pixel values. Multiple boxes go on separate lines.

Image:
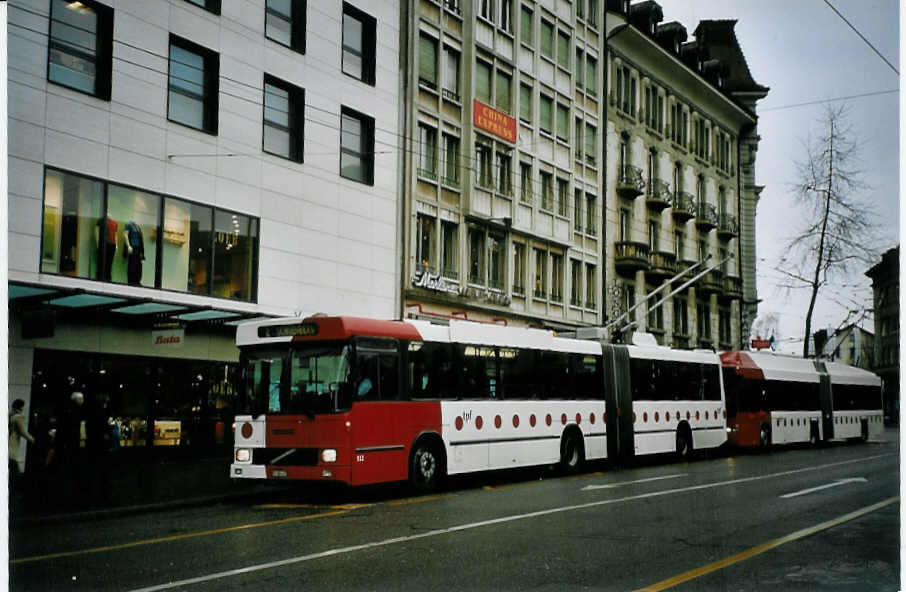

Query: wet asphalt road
left=10, top=432, right=899, bottom=591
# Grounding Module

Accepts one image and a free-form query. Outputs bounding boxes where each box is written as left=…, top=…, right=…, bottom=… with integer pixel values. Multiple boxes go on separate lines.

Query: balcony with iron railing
left=669, top=191, right=696, bottom=222
left=646, top=251, right=678, bottom=281
left=616, top=165, right=645, bottom=198
left=615, top=241, right=650, bottom=275
left=717, top=212, right=739, bottom=238
left=695, top=202, right=719, bottom=231
left=722, top=275, right=743, bottom=300
left=697, top=270, right=723, bottom=295
left=646, top=178, right=671, bottom=211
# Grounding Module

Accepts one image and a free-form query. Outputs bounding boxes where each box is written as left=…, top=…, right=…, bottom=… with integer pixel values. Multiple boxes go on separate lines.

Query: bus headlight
left=235, top=448, right=251, bottom=462
left=321, top=448, right=337, bottom=463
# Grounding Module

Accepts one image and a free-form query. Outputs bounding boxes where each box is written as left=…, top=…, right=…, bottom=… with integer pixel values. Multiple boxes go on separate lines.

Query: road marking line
left=254, top=503, right=372, bottom=510
left=632, top=496, right=899, bottom=592
left=582, top=474, right=686, bottom=490
left=386, top=494, right=455, bottom=506
left=124, top=452, right=896, bottom=592
left=9, top=509, right=351, bottom=565
left=780, top=477, right=868, bottom=499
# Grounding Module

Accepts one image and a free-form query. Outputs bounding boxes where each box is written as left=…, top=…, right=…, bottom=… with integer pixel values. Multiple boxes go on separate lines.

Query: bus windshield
left=243, top=344, right=353, bottom=415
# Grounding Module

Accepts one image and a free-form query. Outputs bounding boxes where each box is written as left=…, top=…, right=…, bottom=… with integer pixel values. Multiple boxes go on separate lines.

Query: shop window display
left=41, top=168, right=258, bottom=302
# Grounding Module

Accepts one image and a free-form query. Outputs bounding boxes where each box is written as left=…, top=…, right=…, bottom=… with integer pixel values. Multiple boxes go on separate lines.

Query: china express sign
left=473, top=100, right=517, bottom=143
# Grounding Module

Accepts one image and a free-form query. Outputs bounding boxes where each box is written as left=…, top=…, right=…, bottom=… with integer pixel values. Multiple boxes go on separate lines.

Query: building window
left=443, top=45, right=460, bottom=101
left=340, top=106, right=375, bottom=184
left=476, top=143, right=494, bottom=188
left=513, top=242, right=526, bottom=294
left=479, top=0, right=494, bottom=22
left=265, top=0, right=305, bottom=53
left=520, top=5, right=533, bottom=45
left=534, top=249, right=547, bottom=299
left=585, top=263, right=597, bottom=307
left=468, top=228, right=486, bottom=284
left=540, top=19, right=554, bottom=61
left=416, top=214, right=436, bottom=273
left=168, top=36, right=219, bottom=134
left=556, top=103, right=569, bottom=142
left=419, top=33, right=438, bottom=90
left=539, top=94, right=553, bottom=135
left=648, top=299, right=663, bottom=332
left=342, top=3, right=376, bottom=85
left=441, top=221, right=458, bottom=279
left=719, top=307, right=731, bottom=345
left=570, top=259, right=582, bottom=306
left=476, top=60, right=492, bottom=103
left=585, top=193, right=597, bottom=235
left=586, top=55, right=597, bottom=96
left=495, top=70, right=512, bottom=112
left=557, top=178, right=569, bottom=217
left=488, top=233, right=505, bottom=290
left=698, top=302, right=712, bottom=340
left=520, top=162, right=533, bottom=204
left=551, top=254, right=564, bottom=302
left=557, top=30, right=570, bottom=69
left=519, top=83, right=532, bottom=123
left=47, top=0, right=113, bottom=99
left=673, top=297, right=688, bottom=336
left=263, top=75, right=304, bottom=162
left=499, top=0, right=512, bottom=32
left=183, top=0, right=221, bottom=13
left=588, top=0, right=599, bottom=26
left=648, top=219, right=659, bottom=252
left=620, top=208, right=631, bottom=241
left=616, top=65, right=635, bottom=116
left=40, top=169, right=258, bottom=299
left=584, top=123, right=596, bottom=166
left=418, top=123, right=438, bottom=180
left=496, top=150, right=512, bottom=195
left=540, top=172, right=553, bottom=211
left=442, top=133, right=460, bottom=186
left=574, top=188, right=582, bottom=229
left=576, top=49, right=585, bottom=89
left=675, top=231, right=684, bottom=259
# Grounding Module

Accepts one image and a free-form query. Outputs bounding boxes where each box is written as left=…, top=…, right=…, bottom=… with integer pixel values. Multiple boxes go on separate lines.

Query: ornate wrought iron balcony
left=670, top=191, right=696, bottom=222
left=696, top=202, right=719, bottom=231
left=615, top=241, right=650, bottom=275
left=646, top=178, right=671, bottom=211
left=722, top=275, right=743, bottom=300
left=697, top=270, right=723, bottom=295
left=616, top=165, right=645, bottom=198
left=646, top=251, right=678, bottom=280
left=718, top=213, right=739, bottom=238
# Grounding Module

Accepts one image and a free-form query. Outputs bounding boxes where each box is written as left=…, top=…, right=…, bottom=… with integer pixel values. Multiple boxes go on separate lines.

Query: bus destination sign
left=258, top=322, right=319, bottom=339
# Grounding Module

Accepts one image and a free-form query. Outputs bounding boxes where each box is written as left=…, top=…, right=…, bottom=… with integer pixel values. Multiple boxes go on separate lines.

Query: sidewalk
left=10, top=457, right=285, bottom=524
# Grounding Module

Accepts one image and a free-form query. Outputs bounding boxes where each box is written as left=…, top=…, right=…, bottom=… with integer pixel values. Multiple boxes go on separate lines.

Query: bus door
left=602, top=344, right=634, bottom=462
left=349, top=338, right=407, bottom=484
left=814, top=361, right=834, bottom=440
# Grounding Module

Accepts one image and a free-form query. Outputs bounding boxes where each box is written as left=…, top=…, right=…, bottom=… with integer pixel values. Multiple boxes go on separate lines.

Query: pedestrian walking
left=9, top=398, right=36, bottom=509
left=57, top=391, right=86, bottom=506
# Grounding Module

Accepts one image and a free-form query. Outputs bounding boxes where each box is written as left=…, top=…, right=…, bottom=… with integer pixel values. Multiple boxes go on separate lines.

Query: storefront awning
left=8, top=281, right=273, bottom=327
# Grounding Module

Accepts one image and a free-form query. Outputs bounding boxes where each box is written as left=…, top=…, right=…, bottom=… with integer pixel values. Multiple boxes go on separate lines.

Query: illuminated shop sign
left=473, top=99, right=517, bottom=143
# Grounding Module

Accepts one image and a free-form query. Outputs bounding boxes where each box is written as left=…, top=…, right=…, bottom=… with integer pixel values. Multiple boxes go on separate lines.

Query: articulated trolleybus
left=721, top=350, right=883, bottom=448
left=231, top=316, right=726, bottom=491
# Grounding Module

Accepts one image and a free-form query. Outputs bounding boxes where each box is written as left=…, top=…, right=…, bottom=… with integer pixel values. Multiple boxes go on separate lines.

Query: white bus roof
left=825, top=361, right=882, bottom=387
left=626, top=344, right=721, bottom=365
left=741, top=351, right=821, bottom=383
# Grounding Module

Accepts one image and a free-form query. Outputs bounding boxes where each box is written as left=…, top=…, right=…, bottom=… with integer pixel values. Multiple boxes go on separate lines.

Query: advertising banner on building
left=473, top=99, right=517, bottom=143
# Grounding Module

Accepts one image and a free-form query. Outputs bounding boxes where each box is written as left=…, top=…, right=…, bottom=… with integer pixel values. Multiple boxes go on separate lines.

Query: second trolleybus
left=230, top=316, right=726, bottom=491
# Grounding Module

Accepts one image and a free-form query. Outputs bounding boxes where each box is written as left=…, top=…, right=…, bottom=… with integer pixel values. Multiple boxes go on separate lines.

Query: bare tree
left=778, top=104, right=879, bottom=358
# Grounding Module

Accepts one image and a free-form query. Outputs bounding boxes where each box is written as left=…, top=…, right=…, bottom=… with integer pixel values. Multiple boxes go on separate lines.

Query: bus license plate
left=272, top=469, right=287, bottom=478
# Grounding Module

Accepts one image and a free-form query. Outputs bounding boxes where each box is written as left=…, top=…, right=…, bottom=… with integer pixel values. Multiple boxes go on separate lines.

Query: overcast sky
left=657, top=0, right=900, bottom=353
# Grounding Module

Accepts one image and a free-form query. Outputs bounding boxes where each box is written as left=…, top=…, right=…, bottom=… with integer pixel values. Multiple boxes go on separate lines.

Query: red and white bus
left=721, top=350, right=883, bottom=448
left=231, top=316, right=726, bottom=491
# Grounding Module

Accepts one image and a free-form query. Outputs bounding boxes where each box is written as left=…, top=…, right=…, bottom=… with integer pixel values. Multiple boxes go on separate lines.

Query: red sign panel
left=473, top=100, right=517, bottom=143
left=751, top=338, right=771, bottom=350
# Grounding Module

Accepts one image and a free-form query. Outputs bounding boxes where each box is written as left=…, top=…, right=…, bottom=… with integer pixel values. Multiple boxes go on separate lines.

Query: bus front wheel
left=759, top=424, right=772, bottom=450
left=409, top=439, right=444, bottom=493
left=676, top=427, right=693, bottom=460
left=559, top=430, right=584, bottom=475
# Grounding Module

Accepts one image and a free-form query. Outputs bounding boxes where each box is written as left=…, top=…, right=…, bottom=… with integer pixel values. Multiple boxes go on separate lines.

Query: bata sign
left=473, top=100, right=517, bottom=143
left=152, top=328, right=185, bottom=348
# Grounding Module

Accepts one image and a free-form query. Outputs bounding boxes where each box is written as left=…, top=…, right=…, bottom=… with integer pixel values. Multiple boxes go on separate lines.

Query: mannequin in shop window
left=96, top=216, right=118, bottom=281
left=123, top=221, right=145, bottom=286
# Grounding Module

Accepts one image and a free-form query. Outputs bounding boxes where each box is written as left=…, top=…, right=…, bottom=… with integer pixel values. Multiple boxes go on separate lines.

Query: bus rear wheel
left=676, top=427, right=693, bottom=460
left=559, top=431, right=584, bottom=475
left=409, top=440, right=444, bottom=493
